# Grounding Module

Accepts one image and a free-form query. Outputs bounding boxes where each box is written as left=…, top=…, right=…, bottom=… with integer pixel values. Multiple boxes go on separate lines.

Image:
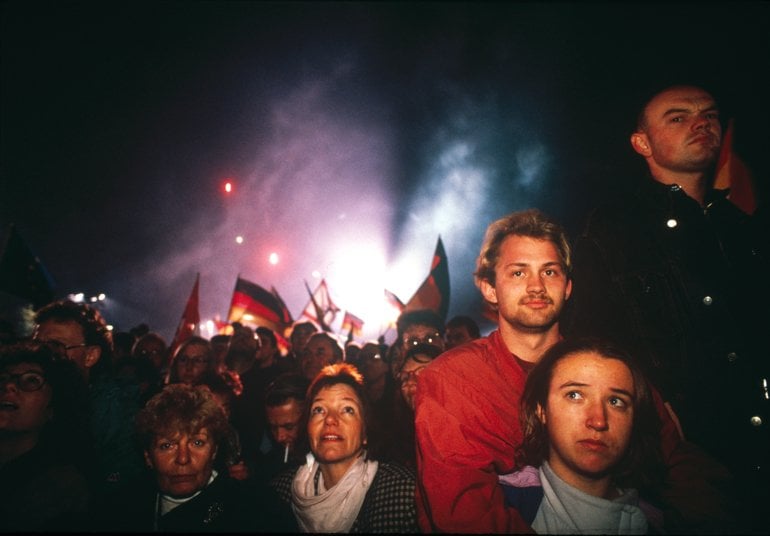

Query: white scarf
left=291, top=452, right=378, bottom=533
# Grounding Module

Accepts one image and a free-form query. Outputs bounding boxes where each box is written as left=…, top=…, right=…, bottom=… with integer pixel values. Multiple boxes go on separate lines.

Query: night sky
left=2, top=1, right=768, bottom=342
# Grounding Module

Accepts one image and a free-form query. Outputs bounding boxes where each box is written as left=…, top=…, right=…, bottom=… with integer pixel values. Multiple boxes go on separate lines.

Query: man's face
left=256, top=336, right=276, bottom=364
left=632, top=86, right=721, bottom=176
left=401, top=324, right=444, bottom=353
left=445, top=325, right=473, bottom=349
left=134, top=337, right=166, bottom=370
left=266, top=398, right=303, bottom=449
left=145, top=428, right=217, bottom=498
left=539, top=352, right=635, bottom=490
left=300, top=337, right=337, bottom=380
left=480, top=235, right=571, bottom=334
left=291, top=326, right=316, bottom=355
left=33, top=319, right=100, bottom=375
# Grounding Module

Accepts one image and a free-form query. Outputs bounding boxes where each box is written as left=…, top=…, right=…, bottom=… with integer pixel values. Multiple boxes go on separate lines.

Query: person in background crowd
left=444, top=314, right=481, bottom=349
left=230, top=324, right=286, bottom=473
left=565, top=84, right=768, bottom=532
left=1, top=340, right=92, bottom=531
left=501, top=337, right=665, bottom=534
left=251, top=372, right=309, bottom=484
left=167, top=336, right=217, bottom=386
left=384, top=343, right=443, bottom=470
left=33, top=299, right=145, bottom=493
left=132, top=332, right=169, bottom=377
left=95, top=383, right=295, bottom=532
left=299, top=332, right=343, bottom=382
left=270, top=363, right=418, bottom=533
left=284, top=321, right=318, bottom=373
left=209, top=334, right=231, bottom=374
left=391, top=309, right=445, bottom=381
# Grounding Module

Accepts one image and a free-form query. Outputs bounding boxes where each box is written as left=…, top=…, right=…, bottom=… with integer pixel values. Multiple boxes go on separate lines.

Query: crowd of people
left=1, top=84, right=767, bottom=533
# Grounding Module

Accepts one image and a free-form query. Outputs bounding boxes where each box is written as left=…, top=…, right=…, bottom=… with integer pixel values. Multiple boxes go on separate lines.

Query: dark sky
left=2, top=1, right=768, bottom=341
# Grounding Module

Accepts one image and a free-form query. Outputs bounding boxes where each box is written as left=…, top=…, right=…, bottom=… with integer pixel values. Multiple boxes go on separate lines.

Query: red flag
left=170, top=274, right=200, bottom=355
left=300, top=279, right=339, bottom=332
left=227, top=276, right=293, bottom=334
left=341, top=311, right=364, bottom=340
left=404, top=236, right=451, bottom=322
left=714, top=119, right=756, bottom=215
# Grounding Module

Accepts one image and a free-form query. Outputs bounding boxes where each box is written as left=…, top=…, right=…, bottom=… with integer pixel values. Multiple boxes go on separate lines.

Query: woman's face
left=145, top=426, right=217, bottom=498
left=0, top=362, right=52, bottom=435
left=538, top=352, right=635, bottom=490
left=308, top=383, right=366, bottom=472
left=176, top=343, right=210, bottom=385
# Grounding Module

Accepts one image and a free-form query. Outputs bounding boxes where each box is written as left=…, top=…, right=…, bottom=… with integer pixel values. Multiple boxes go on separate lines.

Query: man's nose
left=176, top=443, right=190, bottom=464
left=527, top=273, right=545, bottom=292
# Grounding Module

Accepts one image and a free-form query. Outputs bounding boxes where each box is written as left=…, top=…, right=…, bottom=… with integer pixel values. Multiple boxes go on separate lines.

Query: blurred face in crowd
left=401, top=324, right=444, bottom=353
left=291, top=324, right=316, bottom=355
left=266, top=398, right=303, bottom=450
left=0, top=362, right=52, bottom=437
left=301, top=336, right=338, bottom=381
left=176, top=342, right=210, bottom=385
left=134, top=336, right=167, bottom=371
left=308, top=383, right=365, bottom=476
left=397, top=355, right=430, bottom=411
left=145, top=427, right=217, bottom=498
left=538, top=352, right=635, bottom=495
left=445, top=324, right=474, bottom=349
left=480, top=236, right=571, bottom=335
left=357, top=343, right=389, bottom=402
left=34, top=319, right=100, bottom=375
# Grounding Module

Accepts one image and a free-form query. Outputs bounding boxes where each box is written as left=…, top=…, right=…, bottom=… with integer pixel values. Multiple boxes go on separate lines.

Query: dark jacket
left=95, top=471, right=296, bottom=533
left=565, top=177, right=769, bottom=495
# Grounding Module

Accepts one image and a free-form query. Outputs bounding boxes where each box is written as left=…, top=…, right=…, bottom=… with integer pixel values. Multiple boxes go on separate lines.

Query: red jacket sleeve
left=414, top=350, right=532, bottom=533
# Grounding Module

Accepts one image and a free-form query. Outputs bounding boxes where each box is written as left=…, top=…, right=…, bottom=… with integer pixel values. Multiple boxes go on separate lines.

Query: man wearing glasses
left=32, top=299, right=144, bottom=494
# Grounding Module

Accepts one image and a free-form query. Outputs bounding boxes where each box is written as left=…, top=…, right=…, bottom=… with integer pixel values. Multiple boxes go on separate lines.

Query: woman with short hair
left=271, top=363, right=418, bottom=533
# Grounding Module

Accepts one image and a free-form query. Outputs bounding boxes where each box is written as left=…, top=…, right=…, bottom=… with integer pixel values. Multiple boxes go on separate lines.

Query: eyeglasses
left=0, top=371, right=48, bottom=392
left=177, top=356, right=209, bottom=365
left=397, top=365, right=428, bottom=385
left=404, top=333, right=442, bottom=348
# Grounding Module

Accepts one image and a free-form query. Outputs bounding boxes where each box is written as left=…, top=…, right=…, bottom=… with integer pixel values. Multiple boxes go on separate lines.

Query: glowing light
left=269, top=252, right=279, bottom=265
left=69, top=292, right=85, bottom=303
left=223, top=179, right=234, bottom=194
left=235, top=235, right=244, bottom=244
left=311, top=270, right=321, bottom=279
left=97, top=293, right=106, bottom=301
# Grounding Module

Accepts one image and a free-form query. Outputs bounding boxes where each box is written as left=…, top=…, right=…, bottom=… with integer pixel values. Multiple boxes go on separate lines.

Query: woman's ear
left=536, top=403, right=547, bottom=425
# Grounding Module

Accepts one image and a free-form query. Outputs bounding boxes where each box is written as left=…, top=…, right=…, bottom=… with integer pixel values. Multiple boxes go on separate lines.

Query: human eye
left=543, top=268, right=561, bottom=277
left=511, top=270, right=524, bottom=277
left=21, top=372, right=45, bottom=390
left=310, top=405, right=325, bottom=416
left=670, top=116, right=684, bottom=123
left=191, top=437, right=208, bottom=448
left=342, top=405, right=356, bottom=415
left=609, top=396, right=630, bottom=410
left=565, top=390, right=583, bottom=401
left=157, top=441, right=174, bottom=451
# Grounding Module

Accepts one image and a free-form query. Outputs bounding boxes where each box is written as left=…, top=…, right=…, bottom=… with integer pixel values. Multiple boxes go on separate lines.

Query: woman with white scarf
left=501, top=338, right=668, bottom=534
left=270, top=363, right=418, bottom=533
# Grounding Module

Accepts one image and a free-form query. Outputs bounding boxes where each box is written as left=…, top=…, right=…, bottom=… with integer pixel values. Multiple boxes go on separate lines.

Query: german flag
left=227, top=276, right=293, bottom=334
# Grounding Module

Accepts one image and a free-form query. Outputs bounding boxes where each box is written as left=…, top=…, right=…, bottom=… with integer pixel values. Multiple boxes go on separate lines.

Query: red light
left=223, top=180, right=233, bottom=194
